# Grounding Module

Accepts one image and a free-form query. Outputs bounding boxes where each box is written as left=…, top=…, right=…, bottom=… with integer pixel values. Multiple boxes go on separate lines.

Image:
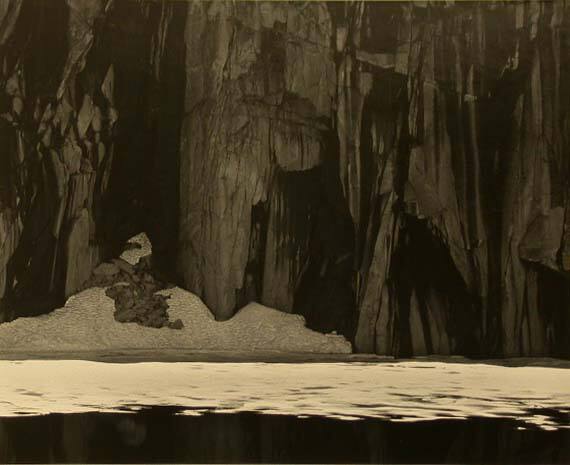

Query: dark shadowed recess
left=537, top=268, right=570, bottom=357
left=0, top=0, right=70, bottom=318
left=292, top=131, right=357, bottom=340
left=391, top=216, right=482, bottom=357
left=0, top=1, right=187, bottom=319
left=94, top=0, right=186, bottom=280
left=0, top=409, right=568, bottom=464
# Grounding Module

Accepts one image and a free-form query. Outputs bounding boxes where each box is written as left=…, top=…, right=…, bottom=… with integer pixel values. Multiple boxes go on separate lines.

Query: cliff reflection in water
left=0, top=409, right=569, bottom=464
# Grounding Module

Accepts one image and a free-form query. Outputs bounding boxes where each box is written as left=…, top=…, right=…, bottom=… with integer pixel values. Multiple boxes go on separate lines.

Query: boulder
left=93, top=262, right=120, bottom=277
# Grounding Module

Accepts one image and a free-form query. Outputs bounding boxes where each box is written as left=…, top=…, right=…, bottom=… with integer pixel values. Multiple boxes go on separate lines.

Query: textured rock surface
left=0, top=0, right=569, bottom=357
left=178, top=0, right=570, bottom=357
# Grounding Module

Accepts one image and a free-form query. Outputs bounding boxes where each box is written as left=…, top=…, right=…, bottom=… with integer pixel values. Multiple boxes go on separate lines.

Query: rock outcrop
left=0, top=0, right=569, bottom=357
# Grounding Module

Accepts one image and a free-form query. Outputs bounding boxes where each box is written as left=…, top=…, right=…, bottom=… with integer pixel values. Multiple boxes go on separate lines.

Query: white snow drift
left=0, top=233, right=351, bottom=354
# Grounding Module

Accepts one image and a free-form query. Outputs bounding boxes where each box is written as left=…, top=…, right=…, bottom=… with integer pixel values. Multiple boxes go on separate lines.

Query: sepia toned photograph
left=0, top=0, right=568, bottom=463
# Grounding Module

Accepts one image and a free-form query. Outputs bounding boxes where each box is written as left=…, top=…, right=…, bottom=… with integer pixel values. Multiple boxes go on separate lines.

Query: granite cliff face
left=0, top=0, right=568, bottom=357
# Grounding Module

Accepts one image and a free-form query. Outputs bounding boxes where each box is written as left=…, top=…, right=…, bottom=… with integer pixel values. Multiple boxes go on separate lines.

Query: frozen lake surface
left=1, top=360, right=568, bottom=430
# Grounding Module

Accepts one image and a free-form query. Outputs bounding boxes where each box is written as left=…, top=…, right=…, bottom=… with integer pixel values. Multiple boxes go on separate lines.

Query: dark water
left=0, top=408, right=568, bottom=464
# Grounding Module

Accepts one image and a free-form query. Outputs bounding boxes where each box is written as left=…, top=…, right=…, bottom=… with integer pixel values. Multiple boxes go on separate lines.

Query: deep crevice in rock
left=391, top=216, right=481, bottom=357
left=292, top=132, right=357, bottom=340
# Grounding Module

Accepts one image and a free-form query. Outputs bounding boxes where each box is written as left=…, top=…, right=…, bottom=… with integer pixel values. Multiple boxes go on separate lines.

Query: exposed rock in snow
left=106, top=284, right=172, bottom=329
left=0, top=286, right=351, bottom=353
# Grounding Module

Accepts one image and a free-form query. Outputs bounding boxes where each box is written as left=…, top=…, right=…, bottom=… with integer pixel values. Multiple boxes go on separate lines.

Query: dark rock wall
left=0, top=0, right=185, bottom=319
left=0, top=0, right=116, bottom=318
left=0, top=0, right=568, bottom=357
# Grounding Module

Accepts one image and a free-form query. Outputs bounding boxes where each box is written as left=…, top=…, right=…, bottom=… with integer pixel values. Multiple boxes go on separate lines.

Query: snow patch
left=0, top=284, right=351, bottom=354
left=120, top=233, right=152, bottom=265
left=0, top=232, right=351, bottom=353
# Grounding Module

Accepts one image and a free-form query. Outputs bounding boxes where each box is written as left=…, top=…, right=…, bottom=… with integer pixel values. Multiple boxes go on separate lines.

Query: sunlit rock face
left=0, top=1, right=569, bottom=357
left=178, top=0, right=570, bottom=358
